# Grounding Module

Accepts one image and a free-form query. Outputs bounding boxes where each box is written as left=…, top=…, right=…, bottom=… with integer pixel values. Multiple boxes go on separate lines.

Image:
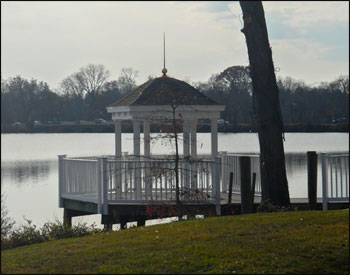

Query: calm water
left=1, top=133, right=349, bottom=228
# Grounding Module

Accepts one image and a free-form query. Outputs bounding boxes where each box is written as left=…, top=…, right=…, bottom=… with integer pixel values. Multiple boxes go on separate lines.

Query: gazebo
left=57, top=70, right=266, bottom=227
left=106, top=71, right=225, bottom=161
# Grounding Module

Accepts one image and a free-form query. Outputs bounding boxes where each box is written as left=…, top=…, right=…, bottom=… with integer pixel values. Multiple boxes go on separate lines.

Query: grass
left=1, top=210, right=349, bottom=274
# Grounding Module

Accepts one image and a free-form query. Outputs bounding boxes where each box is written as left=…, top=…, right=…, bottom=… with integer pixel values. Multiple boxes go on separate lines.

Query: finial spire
left=162, top=32, right=168, bottom=76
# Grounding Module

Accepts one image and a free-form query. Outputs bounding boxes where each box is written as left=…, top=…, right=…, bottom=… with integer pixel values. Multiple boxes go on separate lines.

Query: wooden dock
left=61, top=193, right=349, bottom=229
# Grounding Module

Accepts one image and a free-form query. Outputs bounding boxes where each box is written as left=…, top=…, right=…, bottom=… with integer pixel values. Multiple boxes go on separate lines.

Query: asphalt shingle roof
left=109, top=76, right=219, bottom=107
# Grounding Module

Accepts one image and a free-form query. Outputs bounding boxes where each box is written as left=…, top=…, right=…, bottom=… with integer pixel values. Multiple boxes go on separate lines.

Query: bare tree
left=60, top=64, right=111, bottom=97
left=239, top=1, right=290, bottom=207
left=117, top=67, right=139, bottom=94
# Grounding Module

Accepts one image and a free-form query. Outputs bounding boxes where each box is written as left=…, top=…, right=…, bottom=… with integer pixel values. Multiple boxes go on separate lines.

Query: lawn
left=1, top=210, right=349, bottom=274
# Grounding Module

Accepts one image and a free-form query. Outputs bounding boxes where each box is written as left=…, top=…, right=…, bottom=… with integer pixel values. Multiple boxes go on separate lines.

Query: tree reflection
left=1, top=160, right=56, bottom=187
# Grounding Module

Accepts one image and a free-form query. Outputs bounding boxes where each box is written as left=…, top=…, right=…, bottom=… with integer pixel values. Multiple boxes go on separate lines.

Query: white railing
left=321, top=153, right=349, bottom=210
left=58, top=155, right=221, bottom=215
left=60, top=152, right=350, bottom=215
left=220, top=153, right=262, bottom=195
left=58, top=155, right=99, bottom=205
left=105, top=158, right=219, bottom=204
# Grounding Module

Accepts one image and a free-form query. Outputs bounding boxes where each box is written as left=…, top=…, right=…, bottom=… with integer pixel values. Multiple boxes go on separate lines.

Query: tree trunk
left=239, top=1, right=290, bottom=207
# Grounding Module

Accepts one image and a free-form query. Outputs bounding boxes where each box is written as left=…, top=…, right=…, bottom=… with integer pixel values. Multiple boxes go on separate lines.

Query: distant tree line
left=194, top=66, right=349, bottom=126
left=1, top=65, right=139, bottom=127
left=1, top=64, right=349, bottom=129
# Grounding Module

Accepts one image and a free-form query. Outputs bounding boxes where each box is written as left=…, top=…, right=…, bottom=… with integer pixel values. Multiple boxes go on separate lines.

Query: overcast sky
left=1, top=1, right=349, bottom=90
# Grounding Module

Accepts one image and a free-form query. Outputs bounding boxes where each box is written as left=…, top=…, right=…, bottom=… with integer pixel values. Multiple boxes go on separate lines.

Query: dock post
left=58, top=154, right=67, bottom=208
left=120, top=217, right=127, bottom=230
left=307, top=151, right=318, bottom=210
left=228, top=172, right=234, bottom=205
left=102, top=157, right=108, bottom=215
left=183, top=120, right=190, bottom=199
left=144, top=120, right=152, bottom=199
left=240, top=156, right=253, bottom=214
left=220, top=152, right=228, bottom=192
left=63, top=208, right=72, bottom=228
left=251, top=172, right=256, bottom=207
left=101, top=215, right=113, bottom=230
left=137, top=217, right=146, bottom=227
left=321, top=153, right=329, bottom=211
left=115, top=120, right=122, bottom=200
left=133, top=120, right=141, bottom=200
left=214, top=156, right=221, bottom=216
left=97, top=158, right=109, bottom=215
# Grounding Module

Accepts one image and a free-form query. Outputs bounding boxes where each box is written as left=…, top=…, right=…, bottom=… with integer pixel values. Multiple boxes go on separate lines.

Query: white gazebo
left=106, top=72, right=225, bottom=161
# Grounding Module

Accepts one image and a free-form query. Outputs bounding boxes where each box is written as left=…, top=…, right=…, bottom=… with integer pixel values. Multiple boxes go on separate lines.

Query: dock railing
left=58, top=154, right=220, bottom=215
left=104, top=157, right=219, bottom=204
left=58, top=155, right=99, bottom=205
left=59, top=152, right=348, bottom=215
left=220, top=152, right=262, bottom=195
left=321, top=152, right=349, bottom=211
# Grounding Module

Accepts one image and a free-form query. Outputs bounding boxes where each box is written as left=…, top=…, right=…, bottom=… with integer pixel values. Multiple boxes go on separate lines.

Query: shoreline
left=1, top=122, right=349, bottom=134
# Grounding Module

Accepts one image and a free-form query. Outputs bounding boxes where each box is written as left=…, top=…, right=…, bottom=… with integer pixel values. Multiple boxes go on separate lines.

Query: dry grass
left=1, top=210, right=349, bottom=274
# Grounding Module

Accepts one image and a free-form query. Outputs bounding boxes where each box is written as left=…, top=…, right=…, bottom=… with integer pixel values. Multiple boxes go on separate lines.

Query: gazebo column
left=211, top=118, right=219, bottom=204
left=143, top=120, right=151, bottom=158
left=114, top=120, right=122, bottom=158
left=143, top=120, right=152, bottom=198
left=211, top=118, right=218, bottom=158
left=133, top=120, right=141, bottom=200
left=183, top=120, right=190, bottom=197
left=183, top=120, right=190, bottom=157
left=190, top=120, right=197, bottom=191
left=114, top=120, right=122, bottom=199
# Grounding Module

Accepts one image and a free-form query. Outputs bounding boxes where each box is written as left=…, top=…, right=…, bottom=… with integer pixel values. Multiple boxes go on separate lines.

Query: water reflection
left=285, top=153, right=307, bottom=176
left=1, top=160, right=57, bottom=186
left=0, top=151, right=345, bottom=228
left=0, top=153, right=317, bottom=189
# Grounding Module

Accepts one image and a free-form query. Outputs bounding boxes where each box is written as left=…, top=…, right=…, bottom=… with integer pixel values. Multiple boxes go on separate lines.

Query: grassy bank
left=1, top=210, right=349, bottom=274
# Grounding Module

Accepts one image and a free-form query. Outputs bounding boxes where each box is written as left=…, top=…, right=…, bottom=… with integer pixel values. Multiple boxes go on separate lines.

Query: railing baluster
left=88, top=162, right=91, bottom=194
left=340, top=157, right=343, bottom=198
left=165, top=162, right=168, bottom=201
left=345, top=156, right=349, bottom=197
left=129, top=161, right=133, bottom=200
left=155, top=162, right=158, bottom=200
left=321, top=153, right=328, bottom=211
left=335, top=157, right=338, bottom=198
left=108, top=162, right=111, bottom=200
left=125, top=161, right=128, bottom=200
left=330, top=158, right=333, bottom=198
left=71, top=161, right=74, bottom=193
left=205, top=162, right=208, bottom=197
left=80, top=161, right=83, bottom=195
left=160, top=166, right=163, bottom=201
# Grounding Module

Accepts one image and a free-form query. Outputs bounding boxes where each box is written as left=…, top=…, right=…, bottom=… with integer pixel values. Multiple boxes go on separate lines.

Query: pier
left=58, top=152, right=349, bottom=229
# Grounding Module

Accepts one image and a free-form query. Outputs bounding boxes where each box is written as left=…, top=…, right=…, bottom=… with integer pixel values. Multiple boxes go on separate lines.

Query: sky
left=1, top=1, right=349, bottom=91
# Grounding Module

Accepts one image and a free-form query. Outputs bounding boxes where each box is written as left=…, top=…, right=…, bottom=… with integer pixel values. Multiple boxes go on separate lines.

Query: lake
left=1, top=132, right=348, bottom=228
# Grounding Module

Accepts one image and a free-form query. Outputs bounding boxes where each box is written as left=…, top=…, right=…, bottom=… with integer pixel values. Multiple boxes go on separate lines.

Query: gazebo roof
left=109, top=76, right=219, bottom=108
